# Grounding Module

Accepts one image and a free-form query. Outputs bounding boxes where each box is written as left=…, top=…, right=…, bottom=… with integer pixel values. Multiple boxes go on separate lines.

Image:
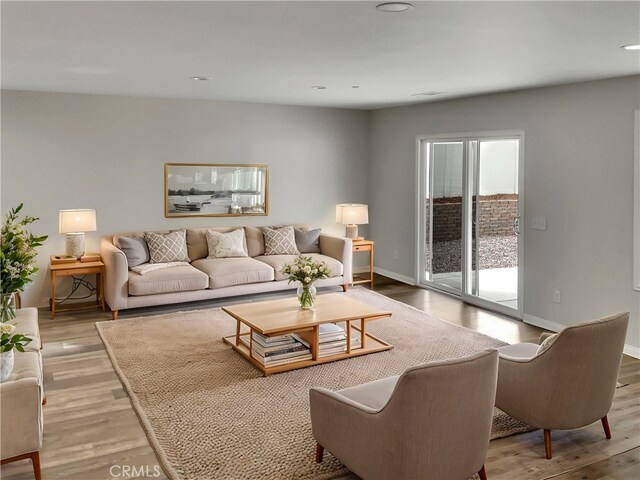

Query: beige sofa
left=101, top=226, right=352, bottom=319
left=0, top=307, right=44, bottom=480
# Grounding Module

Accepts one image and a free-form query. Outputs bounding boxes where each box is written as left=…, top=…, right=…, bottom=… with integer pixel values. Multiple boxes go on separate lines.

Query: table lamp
left=59, top=209, right=97, bottom=259
left=336, top=204, right=368, bottom=240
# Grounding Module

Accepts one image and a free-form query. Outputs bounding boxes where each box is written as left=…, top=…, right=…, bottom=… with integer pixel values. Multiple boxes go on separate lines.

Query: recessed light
left=311, top=86, right=327, bottom=90
left=352, top=85, right=360, bottom=89
left=190, top=76, right=211, bottom=81
left=376, top=2, right=413, bottom=13
left=621, top=44, right=640, bottom=50
left=411, top=91, right=444, bottom=97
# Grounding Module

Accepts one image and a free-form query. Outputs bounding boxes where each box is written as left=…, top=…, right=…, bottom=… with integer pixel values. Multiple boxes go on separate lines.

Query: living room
left=1, top=1, right=639, bottom=479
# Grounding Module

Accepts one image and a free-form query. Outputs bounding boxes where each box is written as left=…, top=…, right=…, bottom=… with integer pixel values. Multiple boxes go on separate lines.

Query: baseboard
left=523, top=314, right=565, bottom=332
left=524, top=314, right=640, bottom=359
left=623, top=344, right=640, bottom=359
left=372, top=267, right=416, bottom=286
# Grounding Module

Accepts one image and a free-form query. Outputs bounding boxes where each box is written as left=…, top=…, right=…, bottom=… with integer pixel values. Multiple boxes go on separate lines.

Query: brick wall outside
left=426, top=194, right=518, bottom=242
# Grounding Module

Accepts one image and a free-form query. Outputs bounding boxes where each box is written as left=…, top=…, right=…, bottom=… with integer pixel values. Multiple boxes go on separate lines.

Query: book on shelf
left=240, top=336, right=311, bottom=359
left=251, top=332, right=296, bottom=348
left=251, top=351, right=313, bottom=367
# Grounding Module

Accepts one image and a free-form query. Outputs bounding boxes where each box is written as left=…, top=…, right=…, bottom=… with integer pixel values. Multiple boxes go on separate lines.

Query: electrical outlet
left=393, top=249, right=399, bottom=260
left=532, top=215, right=547, bottom=231
left=553, top=290, right=561, bottom=303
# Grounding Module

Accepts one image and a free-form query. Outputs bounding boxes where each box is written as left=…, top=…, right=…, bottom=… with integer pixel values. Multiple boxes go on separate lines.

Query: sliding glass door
left=418, top=132, right=523, bottom=317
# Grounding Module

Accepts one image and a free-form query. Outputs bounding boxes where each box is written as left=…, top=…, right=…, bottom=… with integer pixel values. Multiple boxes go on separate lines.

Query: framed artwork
left=165, top=163, right=269, bottom=217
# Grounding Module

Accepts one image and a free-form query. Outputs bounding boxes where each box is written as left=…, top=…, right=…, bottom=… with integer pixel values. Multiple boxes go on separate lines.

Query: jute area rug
left=96, top=288, right=534, bottom=480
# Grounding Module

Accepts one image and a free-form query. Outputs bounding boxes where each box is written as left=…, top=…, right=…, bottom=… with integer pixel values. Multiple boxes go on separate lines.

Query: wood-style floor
left=2, top=275, right=638, bottom=480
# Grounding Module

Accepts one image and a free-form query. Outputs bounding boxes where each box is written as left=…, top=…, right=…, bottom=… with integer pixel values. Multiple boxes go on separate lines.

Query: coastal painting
left=165, top=163, right=269, bottom=217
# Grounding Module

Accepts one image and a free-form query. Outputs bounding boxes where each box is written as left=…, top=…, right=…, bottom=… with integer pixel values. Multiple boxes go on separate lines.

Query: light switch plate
left=532, top=215, right=547, bottom=231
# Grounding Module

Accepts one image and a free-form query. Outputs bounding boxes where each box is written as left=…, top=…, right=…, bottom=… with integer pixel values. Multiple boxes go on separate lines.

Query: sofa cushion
left=128, top=265, right=208, bottom=296
left=337, top=375, right=400, bottom=410
left=191, top=258, right=275, bottom=289
left=263, top=226, right=300, bottom=255
left=13, top=308, right=41, bottom=352
left=6, top=351, right=42, bottom=382
left=145, top=230, right=190, bottom=263
left=206, top=229, right=248, bottom=258
left=294, top=228, right=321, bottom=253
left=244, top=226, right=265, bottom=257
left=186, top=227, right=246, bottom=261
left=254, top=254, right=343, bottom=281
left=116, top=236, right=150, bottom=267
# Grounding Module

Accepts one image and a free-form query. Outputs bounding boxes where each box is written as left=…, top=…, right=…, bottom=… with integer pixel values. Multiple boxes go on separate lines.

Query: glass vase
left=297, top=283, right=317, bottom=310
left=0, top=350, right=15, bottom=382
left=0, top=293, right=16, bottom=323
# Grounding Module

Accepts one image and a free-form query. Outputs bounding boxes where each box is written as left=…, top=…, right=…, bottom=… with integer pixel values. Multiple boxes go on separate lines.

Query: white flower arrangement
left=281, top=256, right=332, bottom=286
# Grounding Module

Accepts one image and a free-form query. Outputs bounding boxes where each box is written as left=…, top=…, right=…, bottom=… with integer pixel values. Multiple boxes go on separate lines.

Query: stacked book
left=294, top=323, right=361, bottom=358
left=240, top=332, right=312, bottom=367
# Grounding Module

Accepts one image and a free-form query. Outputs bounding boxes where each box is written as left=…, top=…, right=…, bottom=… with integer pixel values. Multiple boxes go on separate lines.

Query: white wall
left=1, top=91, right=370, bottom=306
left=370, top=76, right=640, bottom=352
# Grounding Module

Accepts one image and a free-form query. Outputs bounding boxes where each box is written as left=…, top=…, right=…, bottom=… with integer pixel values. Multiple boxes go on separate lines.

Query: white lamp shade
left=336, top=204, right=369, bottom=225
left=59, top=209, right=97, bottom=233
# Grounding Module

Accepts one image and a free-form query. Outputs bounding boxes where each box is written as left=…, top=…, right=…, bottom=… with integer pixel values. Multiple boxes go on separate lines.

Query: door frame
left=415, top=130, right=525, bottom=319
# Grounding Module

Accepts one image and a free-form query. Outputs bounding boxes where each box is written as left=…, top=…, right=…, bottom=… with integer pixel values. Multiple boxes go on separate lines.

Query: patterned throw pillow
left=206, top=229, right=248, bottom=258
left=144, top=230, right=190, bottom=264
left=294, top=228, right=321, bottom=253
left=536, top=333, right=558, bottom=355
left=263, top=226, right=300, bottom=255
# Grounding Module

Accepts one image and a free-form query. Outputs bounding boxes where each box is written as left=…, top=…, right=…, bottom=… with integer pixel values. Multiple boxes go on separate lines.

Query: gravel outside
left=426, top=235, right=518, bottom=274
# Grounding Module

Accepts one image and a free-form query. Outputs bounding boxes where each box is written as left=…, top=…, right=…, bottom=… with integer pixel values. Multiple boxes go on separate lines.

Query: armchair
left=495, top=312, right=629, bottom=459
left=309, top=349, right=499, bottom=480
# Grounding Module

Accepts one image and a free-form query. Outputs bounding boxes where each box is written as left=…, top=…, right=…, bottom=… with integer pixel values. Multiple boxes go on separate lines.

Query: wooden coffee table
left=222, top=293, right=393, bottom=376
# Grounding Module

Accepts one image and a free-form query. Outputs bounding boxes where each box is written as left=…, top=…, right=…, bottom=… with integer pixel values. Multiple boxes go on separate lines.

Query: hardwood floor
left=2, top=275, right=638, bottom=479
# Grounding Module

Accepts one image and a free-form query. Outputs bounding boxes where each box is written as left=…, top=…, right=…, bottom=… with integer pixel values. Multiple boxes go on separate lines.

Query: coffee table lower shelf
left=222, top=327, right=393, bottom=376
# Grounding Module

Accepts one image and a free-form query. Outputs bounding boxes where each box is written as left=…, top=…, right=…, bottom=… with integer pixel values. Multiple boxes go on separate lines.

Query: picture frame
left=165, top=163, right=269, bottom=218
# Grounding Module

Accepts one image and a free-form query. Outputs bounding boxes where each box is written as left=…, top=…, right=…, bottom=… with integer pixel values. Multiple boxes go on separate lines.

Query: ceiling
left=2, top=1, right=639, bottom=110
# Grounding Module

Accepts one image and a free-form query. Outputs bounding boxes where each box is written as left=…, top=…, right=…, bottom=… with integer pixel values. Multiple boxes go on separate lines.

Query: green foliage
left=0, top=332, right=32, bottom=353
left=0, top=203, right=48, bottom=295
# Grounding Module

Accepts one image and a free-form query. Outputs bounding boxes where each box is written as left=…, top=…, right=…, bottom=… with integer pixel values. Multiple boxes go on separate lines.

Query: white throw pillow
left=263, top=226, right=300, bottom=255
left=144, top=230, right=190, bottom=264
left=206, top=229, right=248, bottom=258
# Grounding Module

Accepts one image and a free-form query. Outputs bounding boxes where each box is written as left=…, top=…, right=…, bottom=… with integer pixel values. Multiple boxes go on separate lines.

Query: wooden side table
left=352, top=239, right=374, bottom=288
left=50, top=256, right=105, bottom=319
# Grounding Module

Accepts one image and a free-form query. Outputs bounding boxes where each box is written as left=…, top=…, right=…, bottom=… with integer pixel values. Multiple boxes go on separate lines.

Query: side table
left=352, top=239, right=374, bottom=288
left=50, top=256, right=105, bottom=319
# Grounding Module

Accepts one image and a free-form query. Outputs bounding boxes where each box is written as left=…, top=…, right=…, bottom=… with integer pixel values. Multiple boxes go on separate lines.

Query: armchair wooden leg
left=342, top=284, right=348, bottom=292
left=32, top=451, right=42, bottom=480
left=1, top=451, right=42, bottom=480
left=112, top=310, right=118, bottom=320
left=601, top=415, right=612, bottom=439
left=315, top=443, right=324, bottom=463
left=478, top=464, right=488, bottom=480
left=544, top=429, right=552, bottom=459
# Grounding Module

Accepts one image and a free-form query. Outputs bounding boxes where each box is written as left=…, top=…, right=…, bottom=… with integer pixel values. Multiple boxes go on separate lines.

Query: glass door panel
left=428, top=142, right=464, bottom=293
left=471, top=140, right=520, bottom=310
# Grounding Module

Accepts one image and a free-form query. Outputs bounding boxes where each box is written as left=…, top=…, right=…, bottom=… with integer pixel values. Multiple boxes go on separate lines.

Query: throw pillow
left=206, top=229, right=248, bottom=258
left=536, top=333, right=558, bottom=355
left=263, top=226, right=300, bottom=255
left=116, top=236, right=150, bottom=267
left=294, top=228, right=321, bottom=253
left=144, top=230, right=190, bottom=264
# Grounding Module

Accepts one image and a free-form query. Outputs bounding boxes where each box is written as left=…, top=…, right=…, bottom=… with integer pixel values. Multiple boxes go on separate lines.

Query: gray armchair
left=309, top=350, right=499, bottom=480
left=495, top=312, right=629, bottom=459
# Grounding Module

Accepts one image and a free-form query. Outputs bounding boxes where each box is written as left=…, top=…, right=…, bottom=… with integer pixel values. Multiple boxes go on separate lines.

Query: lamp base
left=345, top=224, right=358, bottom=239
left=65, top=232, right=85, bottom=260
